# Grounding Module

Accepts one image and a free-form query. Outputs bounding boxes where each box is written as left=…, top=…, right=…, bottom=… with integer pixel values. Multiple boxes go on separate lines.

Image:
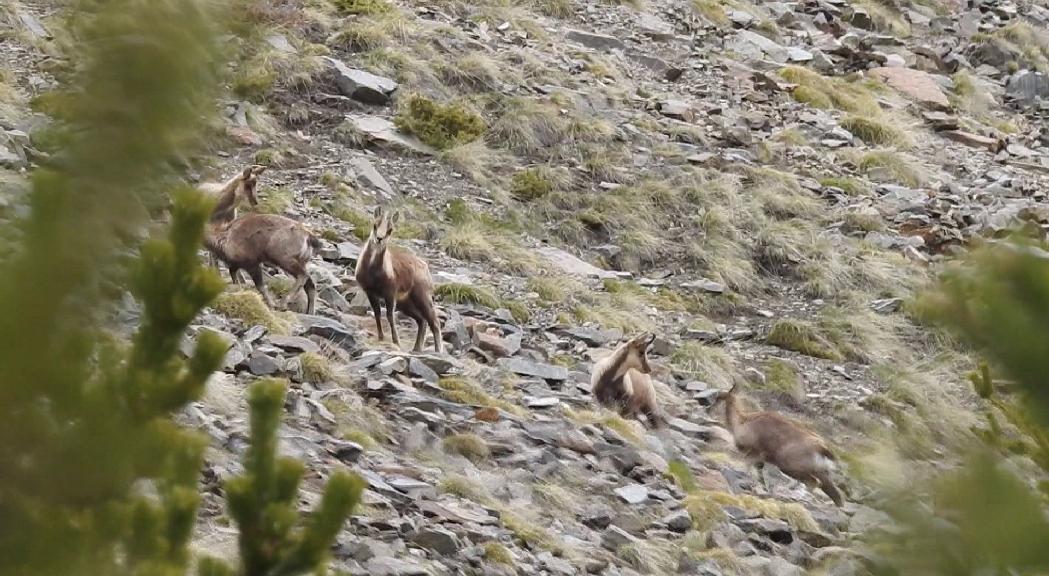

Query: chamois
left=198, top=165, right=266, bottom=277
left=589, top=333, right=666, bottom=428
left=355, top=206, right=443, bottom=353
left=204, top=212, right=320, bottom=314
left=711, top=383, right=844, bottom=507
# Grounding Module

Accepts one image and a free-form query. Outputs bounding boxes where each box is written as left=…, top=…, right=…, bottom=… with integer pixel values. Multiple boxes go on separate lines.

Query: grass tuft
left=685, top=490, right=820, bottom=533
left=434, top=283, right=501, bottom=309
left=443, top=433, right=490, bottom=461
left=484, top=542, right=515, bottom=565
left=841, top=115, right=909, bottom=147
left=395, top=94, right=486, bottom=150
left=761, top=358, right=804, bottom=399
left=438, top=377, right=526, bottom=416
left=671, top=342, right=738, bottom=388
left=300, top=352, right=334, bottom=384
left=213, top=290, right=290, bottom=334
left=766, top=319, right=841, bottom=361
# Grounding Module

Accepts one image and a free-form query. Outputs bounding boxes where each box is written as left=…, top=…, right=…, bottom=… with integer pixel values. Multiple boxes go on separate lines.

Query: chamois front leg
left=384, top=294, right=401, bottom=348
left=366, top=292, right=384, bottom=341
left=247, top=266, right=275, bottom=308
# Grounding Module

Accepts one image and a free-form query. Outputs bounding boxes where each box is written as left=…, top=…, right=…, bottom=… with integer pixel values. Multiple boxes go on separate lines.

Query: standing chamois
left=197, top=165, right=266, bottom=277
left=355, top=206, right=443, bottom=353
left=202, top=167, right=320, bottom=315
left=711, top=383, right=844, bottom=507
left=589, top=333, right=666, bottom=428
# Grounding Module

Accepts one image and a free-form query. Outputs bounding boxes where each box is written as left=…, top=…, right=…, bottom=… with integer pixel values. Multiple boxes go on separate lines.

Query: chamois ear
left=250, top=165, right=267, bottom=176
left=241, top=167, right=254, bottom=180
left=373, top=205, right=384, bottom=219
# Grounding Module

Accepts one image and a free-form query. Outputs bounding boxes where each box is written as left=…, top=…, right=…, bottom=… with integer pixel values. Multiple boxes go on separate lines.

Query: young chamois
left=198, top=165, right=266, bottom=277
left=203, top=173, right=320, bottom=314
left=589, top=333, right=666, bottom=429
left=354, top=206, right=443, bottom=353
left=711, top=383, right=844, bottom=507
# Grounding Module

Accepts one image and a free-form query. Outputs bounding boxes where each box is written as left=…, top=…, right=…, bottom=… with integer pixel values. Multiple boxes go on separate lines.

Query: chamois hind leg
left=423, top=296, right=443, bottom=353
left=304, top=276, right=316, bottom=315
left=228, top=264, right=242, bottom=285
left=366, top=292, right=384, bottom=341
left=247, top=266, right=274, bottom=308
left=815, top=471, right=844, bottom=507
left=281, top=273, right=309, bottom=311
left=384, top=294, right=401, bottom=348
left=403, top=306, right=426, bottom=352
left=643, top=404, right=665, bottom=429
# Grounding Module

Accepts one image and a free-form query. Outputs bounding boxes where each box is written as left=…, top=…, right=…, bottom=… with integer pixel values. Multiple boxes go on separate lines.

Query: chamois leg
left=424, top=298, right=444, bottom=353
left=281, top=273, right=309, bottom=311
left=247, top=266, right=274, bottom=308
left=304, top=276, right=316, bottom=315
left=643, top=404, right=665, bottom=429
left=753, top=461, right=771, bottom=495
left=228, top=265, right=242, bottom=284
left=406, top=309, right=427, bottom=353
left=367, top=292, right=384, bottom=341
left=815, top=472, right=844, bottom=507
left=384, top=295, right=401, bottom=348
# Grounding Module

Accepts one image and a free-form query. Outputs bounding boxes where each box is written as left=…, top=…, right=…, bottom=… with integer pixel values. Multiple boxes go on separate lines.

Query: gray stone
left=325, top=57, right=398, bottom=105
left=364, top=556, right=430, bottom=576
left=601, top=525, right=639, bottom=550
left=663, top=510, right=693, bottom=533
left=764, top=557, right=803, bottom=576
left=681, top=278, right=725, bottom=293
left=344, top=114, right=435, bottom=156
left=659, top=99, right=694, bottom=122
left=246, top=352, right=281, bottom=376
left=496, top=357, right=568, bottom=381
left=524, top=396, right=560, bottom=408
left=412, top=527, right=460, bottom=555
left=297, top=314, right=357, bottom=350
left=473, top=330, right=522, bottom=357
left=566, top=29, right=626, bottom=52
left=408, top=357, right=439, bottom=383
left=556, top=326, right=622, bottom=346
left=728, top=10, right=757, bottom=27
left=537, top=245, right=619, bottom=279
left=1006, top=71, right=1049, bottom=106
left=786, top=47, right=813, bottom=62
left=351, top=157, right=394, bottom=197
left=614, top=484, right=649, bottom=504
left=265, top=334, right=321, bottom=354
left=265, top=33, right=296, bottom=54
left=727, top=30, right=788, bottom=63
left=638, top=13, right=675, bottom=40
left=581, top=505, right=614, bottom=529
left=380, top=356, right=408, bottom=374
left=17, top=10, right=49, bottom=39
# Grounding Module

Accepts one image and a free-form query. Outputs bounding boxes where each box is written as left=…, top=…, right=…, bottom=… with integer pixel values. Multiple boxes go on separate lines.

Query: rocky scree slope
left=3, top=0, right=1049, bottom=573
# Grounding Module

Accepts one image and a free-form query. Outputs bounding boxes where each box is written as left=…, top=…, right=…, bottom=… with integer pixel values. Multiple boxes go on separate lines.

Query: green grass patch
left=443, top=433, right=490, bottom=461
left=819, top=176, right=869, bottom=196
left=395, top=94, right=485, bottom=150
left=484, top=542, right=515, bottom=565
left=671, top=342, right=738, bottom=388
left=766, top=318, right=841, bottom=361
left=841, top=115, right=909, bottom=147
left=852, top=150, right=925, bottom=188
left=761, top=358, right=804, bottom=399
left=300, top=352, right=334, bottom=384
left=438, top=377, right=526, bottom=416
left=780, top=66, right=880, bottom=114
left=332, top=0, right=393, bottom=15
left=213, top=290, right=290, bottom=334
left=434, top=283, right=501, bottom=309
left=685, top=490, right=819, bottom=533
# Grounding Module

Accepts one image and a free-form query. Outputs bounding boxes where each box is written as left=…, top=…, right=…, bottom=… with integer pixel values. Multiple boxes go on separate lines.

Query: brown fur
left=713, top=383, right=844, bottom=507
left=199, top=165, right=265, bottom=278
left=590, top=333, right=665, bottom=428
left=355, top=207, right=443, bottom=353
left=206, top=214, right=320, bottom=315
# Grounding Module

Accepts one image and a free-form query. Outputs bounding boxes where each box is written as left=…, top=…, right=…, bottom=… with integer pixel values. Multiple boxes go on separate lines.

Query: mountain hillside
left=3, top=0, right=1049, bottom=573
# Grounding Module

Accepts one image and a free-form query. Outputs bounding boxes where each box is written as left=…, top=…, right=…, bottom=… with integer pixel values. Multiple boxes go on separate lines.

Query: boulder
left=324, top=57, right=398, bottom=105
left=565, top=29, right=626, bottom=52
left=868, top=67, right=950, bottom=109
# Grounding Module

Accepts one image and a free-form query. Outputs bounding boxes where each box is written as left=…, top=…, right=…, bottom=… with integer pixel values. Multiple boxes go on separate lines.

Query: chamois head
left=368, top=206, right=401, bottom=248
left=623, top=332, right=657, bottom=374
left=710, top=381, right=741, bottom=411
left=237, top=165, right=266, bottom=207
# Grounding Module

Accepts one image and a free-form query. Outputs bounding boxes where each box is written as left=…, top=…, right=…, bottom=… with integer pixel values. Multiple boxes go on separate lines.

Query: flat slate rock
left=496, top=357, right=569, bottom=381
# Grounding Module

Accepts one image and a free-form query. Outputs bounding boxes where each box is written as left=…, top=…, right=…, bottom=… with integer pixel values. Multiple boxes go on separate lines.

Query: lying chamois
left=205, top=213, right=320, bottom=314
left=198, top=165, right=266, bottom=276
left=590, top=333, right=666, bottom=428
left=711, top=383, right=844, bottom=507
left=355, top=206, right=442, bottom=353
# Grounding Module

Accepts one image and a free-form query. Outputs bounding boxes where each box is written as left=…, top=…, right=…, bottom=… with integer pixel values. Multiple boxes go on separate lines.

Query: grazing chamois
left=589, top=333, right=666, bottom=428
left=354, top=206, right=443, bottom=353
left=198, top=165, right=266, bottom=277
left=205, top=213, right=320, bottom=315
left=711, top=383, right=844, bottom=507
